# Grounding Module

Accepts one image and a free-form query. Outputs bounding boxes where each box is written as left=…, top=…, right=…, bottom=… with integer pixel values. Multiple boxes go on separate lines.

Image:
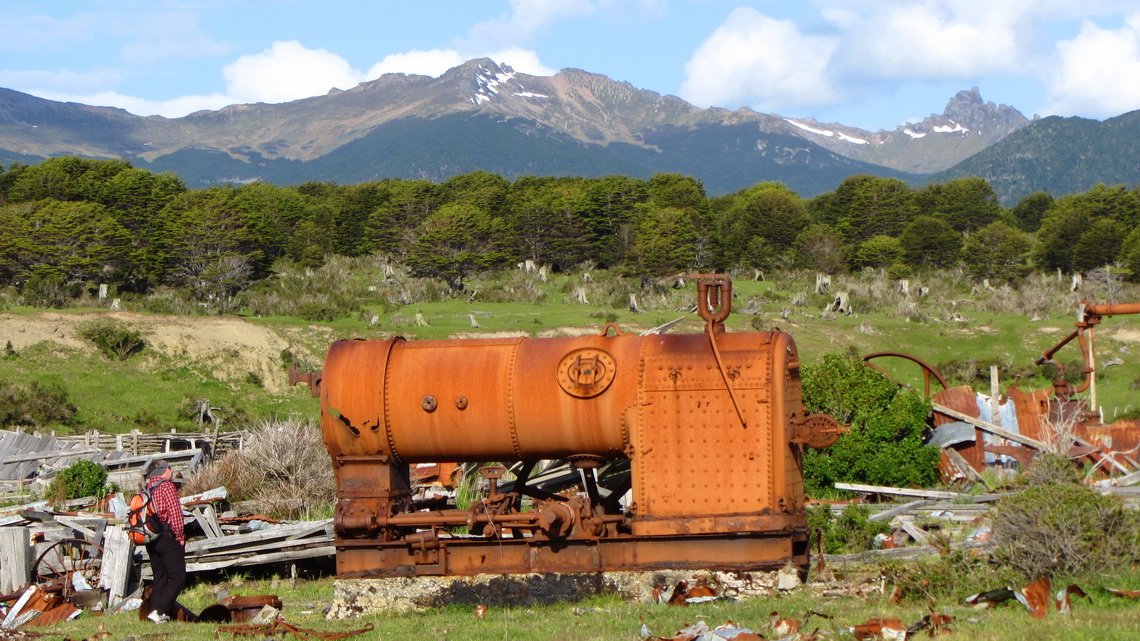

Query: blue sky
left=3, top=1, right=1140, bottom=131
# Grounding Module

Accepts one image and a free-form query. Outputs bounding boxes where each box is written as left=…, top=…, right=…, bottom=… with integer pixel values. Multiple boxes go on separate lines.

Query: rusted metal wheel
left=863, top=351, right=950, bottom=397
left=31, top=538, right=104, bottom=596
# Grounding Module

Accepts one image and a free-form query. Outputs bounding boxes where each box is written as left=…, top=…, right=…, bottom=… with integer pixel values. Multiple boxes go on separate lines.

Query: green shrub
left=77, top=318, right=145, bottom=360
left=46, top=459, right=110, bottom=502
left=807, top=502, right=891, bottom=554
left=801, top=354, right=940, bottom=493
left=882, top=551, right=1025, bottom=603
left=992, top=460, right=1140, bottom=576
left=21, top=275, right=79, bottom=308
left=0, top=380, right=78, bottom=427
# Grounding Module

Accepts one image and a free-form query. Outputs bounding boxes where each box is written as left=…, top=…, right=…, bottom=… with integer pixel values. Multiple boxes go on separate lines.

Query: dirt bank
left=0, top=312, right=314, bottom=393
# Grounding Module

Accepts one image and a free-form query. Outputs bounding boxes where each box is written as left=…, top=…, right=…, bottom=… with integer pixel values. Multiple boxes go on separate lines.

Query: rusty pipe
left=1081, top=303, right=1140, bottom=319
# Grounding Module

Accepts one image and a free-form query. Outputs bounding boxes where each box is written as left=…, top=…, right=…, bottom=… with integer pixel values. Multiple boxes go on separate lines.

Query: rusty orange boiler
left=306, top=275, right=841, bottom=578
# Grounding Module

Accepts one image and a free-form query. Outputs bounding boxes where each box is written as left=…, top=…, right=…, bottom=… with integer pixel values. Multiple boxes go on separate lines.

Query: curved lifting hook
left=695, top=274, right=732, bottom=324
left=686, top=274, right=748, bottom=429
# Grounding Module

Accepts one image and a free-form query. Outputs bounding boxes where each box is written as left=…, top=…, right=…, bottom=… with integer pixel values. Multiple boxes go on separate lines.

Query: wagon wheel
left=863, top=351, right=950, bottom=397
left=31, top=538, right=104, bottom=596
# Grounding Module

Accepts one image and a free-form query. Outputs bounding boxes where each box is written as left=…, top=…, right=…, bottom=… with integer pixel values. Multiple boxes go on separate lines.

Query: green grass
left=0, top=340, right=319, bottom=434
left=3, top=267, right=1139, bottom=432
left=41, top=569, right=1140, bottom=641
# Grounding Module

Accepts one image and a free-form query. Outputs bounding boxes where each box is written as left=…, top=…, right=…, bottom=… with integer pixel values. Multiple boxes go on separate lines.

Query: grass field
left=2, top=267, right=1138, bottom=433
left=41, top=568, right=1140, bottom=641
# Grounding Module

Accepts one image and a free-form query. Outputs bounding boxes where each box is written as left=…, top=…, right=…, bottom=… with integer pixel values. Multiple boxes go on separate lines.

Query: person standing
left=143, top=460, right=185, bottom=623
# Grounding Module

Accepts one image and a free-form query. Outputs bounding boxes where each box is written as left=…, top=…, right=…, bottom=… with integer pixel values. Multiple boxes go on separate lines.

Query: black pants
left=146, top=532, right=186, bottom=616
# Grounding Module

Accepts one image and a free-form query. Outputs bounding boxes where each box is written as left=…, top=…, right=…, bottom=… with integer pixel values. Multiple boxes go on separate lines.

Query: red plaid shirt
left=146, top=476, right=185, bottom=544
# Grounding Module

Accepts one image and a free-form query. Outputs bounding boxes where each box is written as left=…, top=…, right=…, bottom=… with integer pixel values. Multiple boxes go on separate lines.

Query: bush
left=882, top=551, right=1025, bottom=603
left=46, top=459, right=111, bottom=503
left=181, top=417, right=335, bottom=519
left=807, top=502, right=891, bottom=554
left=77, top=318, right=145, bottom=360
left=21, top=275, right=79, bottom=308
left=992, top=457, right=1140, bottom=576
left=0, top=380, right=78, bottom=427
left=801, top=354, right=940, bottom=493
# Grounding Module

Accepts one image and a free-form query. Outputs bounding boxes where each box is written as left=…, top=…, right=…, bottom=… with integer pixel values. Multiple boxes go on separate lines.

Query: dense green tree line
left=2, top=157, right=1139, bottom=305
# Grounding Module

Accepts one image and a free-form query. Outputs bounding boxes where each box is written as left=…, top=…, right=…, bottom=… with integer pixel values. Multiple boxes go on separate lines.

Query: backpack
left=127, top=482, right=165, bottom=545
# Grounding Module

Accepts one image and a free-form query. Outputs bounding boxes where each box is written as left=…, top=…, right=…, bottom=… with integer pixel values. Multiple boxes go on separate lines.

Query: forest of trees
left=1, top=157, right=1139, bottom=310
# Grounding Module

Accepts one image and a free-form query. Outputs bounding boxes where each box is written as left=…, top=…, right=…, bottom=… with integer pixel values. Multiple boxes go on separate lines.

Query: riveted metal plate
left=635, top=351, right=774, bottom=519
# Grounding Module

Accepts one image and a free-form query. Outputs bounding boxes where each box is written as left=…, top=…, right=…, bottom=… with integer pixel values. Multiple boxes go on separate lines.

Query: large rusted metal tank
left=310, top=276, right=840, bottom=578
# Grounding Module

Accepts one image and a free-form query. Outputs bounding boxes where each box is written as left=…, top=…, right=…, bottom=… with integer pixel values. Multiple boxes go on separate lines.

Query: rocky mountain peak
left=900, top=87, right=1028, bottom=139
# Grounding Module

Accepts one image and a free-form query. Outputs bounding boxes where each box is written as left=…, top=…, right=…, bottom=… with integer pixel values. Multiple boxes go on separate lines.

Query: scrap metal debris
left=965, top=577, right=1087, bottom=618
left=905, top=613, right=955, bottom=637
left=850, top=618, right=907, bottom=640
left=663, top=579, right=721, bottom=606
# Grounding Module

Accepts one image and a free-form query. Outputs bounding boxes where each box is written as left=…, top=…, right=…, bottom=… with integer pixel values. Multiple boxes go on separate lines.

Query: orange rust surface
left=320, top=323, right=818, bottom=577
left=932, top=386, right=984, bottom=479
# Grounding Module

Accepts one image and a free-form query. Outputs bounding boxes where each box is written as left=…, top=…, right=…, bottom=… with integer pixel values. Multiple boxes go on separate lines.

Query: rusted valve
left=789, top=413, right=845, bottom=448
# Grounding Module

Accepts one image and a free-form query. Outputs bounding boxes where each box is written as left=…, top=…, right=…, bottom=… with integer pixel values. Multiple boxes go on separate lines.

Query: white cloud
left=479, top=47, right=556, bottom=76
left=223, top=41, right=364, bottom=104
left=680, top=8, right=839, bottom=112
left=17, top=89, right=233, bottom=118
left=367, top=49, right=467, bottom=79
left=366, top=47, right=554, bottom=81
left=826, top=2, right=1025, bottom=80
left=1044, top=13, right=1140, bottom=118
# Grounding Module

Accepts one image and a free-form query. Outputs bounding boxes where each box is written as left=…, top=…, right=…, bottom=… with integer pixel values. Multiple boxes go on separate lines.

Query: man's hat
left=146, top=460, right=171, bottom=479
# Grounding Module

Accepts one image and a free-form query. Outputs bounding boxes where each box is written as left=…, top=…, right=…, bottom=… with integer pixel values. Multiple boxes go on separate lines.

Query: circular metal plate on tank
left=556, top=348, right=617, bottom=398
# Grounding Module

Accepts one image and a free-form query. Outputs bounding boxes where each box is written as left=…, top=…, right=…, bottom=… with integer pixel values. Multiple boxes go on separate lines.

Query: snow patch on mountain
left=932, top=120, right=969, bottom=133
left=784, top=118, right=832, bottom=137
left=471, top=65, right=523, bottom=105
left=836, top=131, right=869, bottom=145
left=785, top=118, right=869, bottom=144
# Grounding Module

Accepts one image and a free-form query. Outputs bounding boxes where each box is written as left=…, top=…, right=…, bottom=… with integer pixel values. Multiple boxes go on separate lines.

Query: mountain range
left=1, top=58, right=1136, bottom=203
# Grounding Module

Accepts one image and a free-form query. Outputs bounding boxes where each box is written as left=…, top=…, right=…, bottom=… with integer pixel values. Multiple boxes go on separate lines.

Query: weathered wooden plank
left=184, top=546, right=336, bottom=573
left=931, top=403, right=1048, bottom=449
left=184, top=520, right=332, bottom=554
left=867, top=500, right=931, bottom=523
left=0, top=528, right=31, bottom=594
left=191, top=504, right=222, bottom=539
left=99, top=525, right=133, bottom=605
left=834, top=482, right=967, bottom=500
left=180, top=487, right=227, bottom=504
left=896, top=518, right=931, bottom=545
left=0, top=448, right=101, bottom=465
left=53, top=517, right=95, bottom=540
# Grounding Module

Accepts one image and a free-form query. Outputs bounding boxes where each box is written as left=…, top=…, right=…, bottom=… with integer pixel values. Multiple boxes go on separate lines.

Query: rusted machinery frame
left=334, top=528, right=808, bottom=578
left=313, top=274, right=839, bottom=578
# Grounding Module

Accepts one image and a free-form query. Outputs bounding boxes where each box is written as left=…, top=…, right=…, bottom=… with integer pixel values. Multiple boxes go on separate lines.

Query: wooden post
left=99, top=525, right=134, bottom=606
left=990, top=365, right=1000, bottom=426
left=0, top=528, right=31, bottom=593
